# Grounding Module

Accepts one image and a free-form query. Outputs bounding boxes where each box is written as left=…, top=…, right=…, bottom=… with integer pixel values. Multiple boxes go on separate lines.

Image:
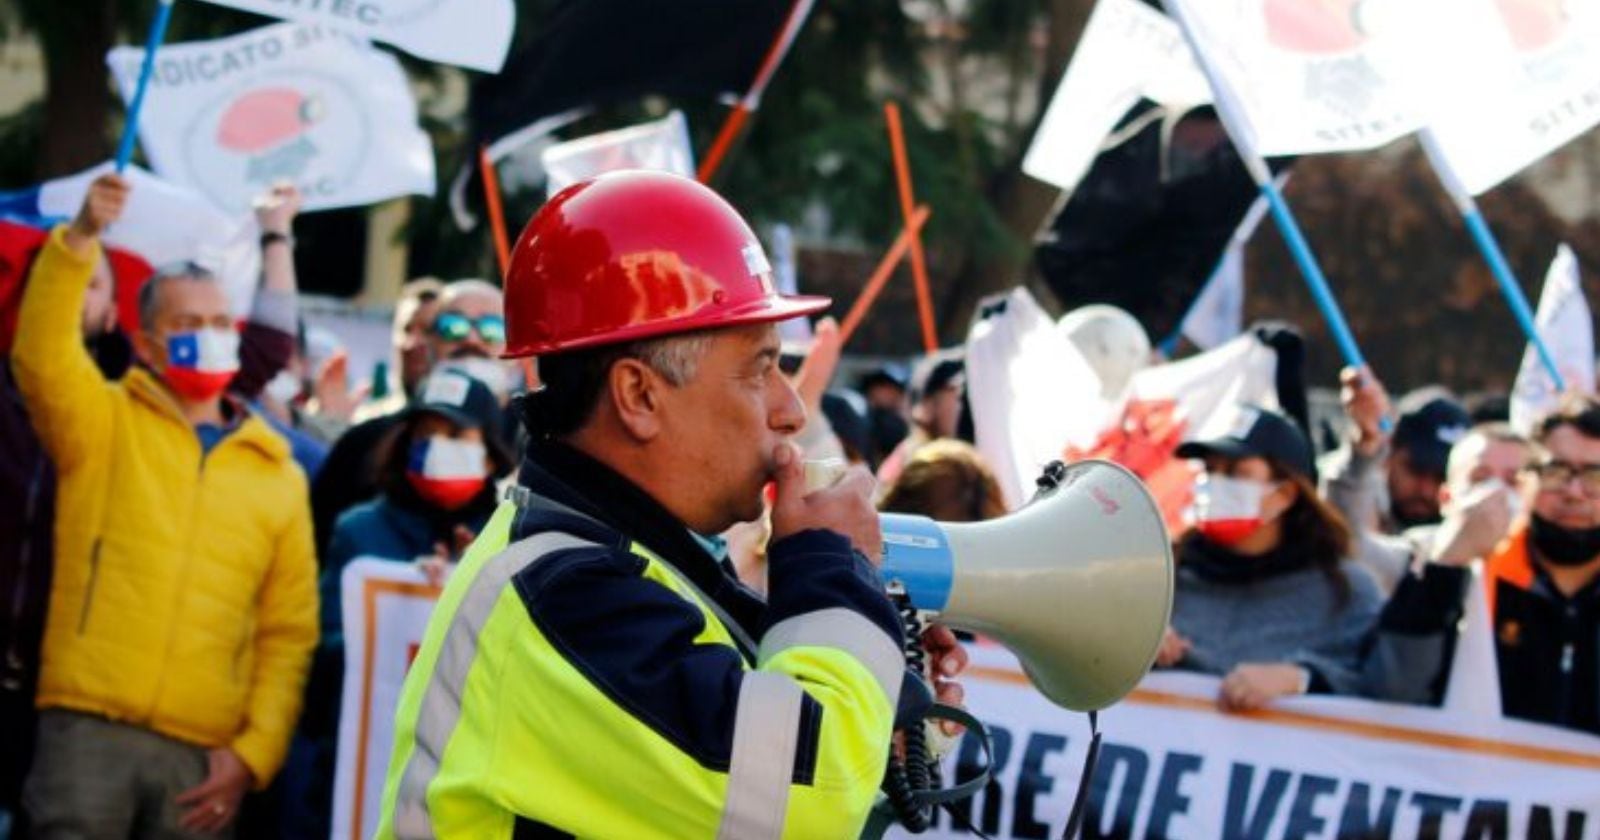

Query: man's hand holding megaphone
left=768, top=442, right=969, bottom=727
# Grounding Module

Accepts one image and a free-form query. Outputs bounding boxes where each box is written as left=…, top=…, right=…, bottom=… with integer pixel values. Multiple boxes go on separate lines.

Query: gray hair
left=633, top=333, right=712, bottom=385
left=138, top=261, right=218, bottom=329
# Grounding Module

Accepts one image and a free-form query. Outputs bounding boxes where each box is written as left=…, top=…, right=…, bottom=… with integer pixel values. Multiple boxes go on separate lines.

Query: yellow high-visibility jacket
left=11, top=227, right=318, bottom=785
left=377, top=442, right=906, bottom=839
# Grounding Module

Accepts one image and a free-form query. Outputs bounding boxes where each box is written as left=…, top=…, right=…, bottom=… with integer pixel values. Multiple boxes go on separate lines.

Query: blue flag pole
left=115, top=0, right=177, bottom=173
left=1160, top=0, right=1369, bottom=374
left=1419, top=130, right=1565, bottom=391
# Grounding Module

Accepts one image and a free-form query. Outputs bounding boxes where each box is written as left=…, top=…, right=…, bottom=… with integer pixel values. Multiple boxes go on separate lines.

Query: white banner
left=333, top=565, right=1600, bottom=839
left=1023, top=0, right=1211, bottom=192
left=1165, top=0, right=1444, bottom=157
left=892, top=645, right=1600, bottom=840
left=1510, top=243, right=1595, bottom=434
left=1425, top=0, right=1600, bottom=195
left=107, top=23, right=436, bottom=215
left=541, top=110, right=696, bottom=197
left=331, top=560, right=441, bottom=840
left=186, top=0, right=514, bottom=72
left=33, top=162, right=262, bottom=316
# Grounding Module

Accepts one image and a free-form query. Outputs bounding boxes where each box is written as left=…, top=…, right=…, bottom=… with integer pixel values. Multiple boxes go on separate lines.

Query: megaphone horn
left=879, top=459, right=1174, bottom=712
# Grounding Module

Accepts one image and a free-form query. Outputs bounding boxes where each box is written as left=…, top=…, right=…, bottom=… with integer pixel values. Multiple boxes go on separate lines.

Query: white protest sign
left=330, top=560, right=442, bottom=840
left=541, top=110, right=696, bottom=197
left=108, top=23, right=435, bottom=215
left=185, top=0, right=514, bottom=71
left=893, top=646, right=1600, bottom=840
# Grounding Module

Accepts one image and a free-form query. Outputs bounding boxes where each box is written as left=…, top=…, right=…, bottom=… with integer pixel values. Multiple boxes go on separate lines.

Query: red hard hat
left=502, top=170, right=831, bottom=358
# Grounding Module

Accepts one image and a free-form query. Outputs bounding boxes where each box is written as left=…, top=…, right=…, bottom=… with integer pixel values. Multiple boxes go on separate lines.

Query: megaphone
left=878, top=459, right=1174, bottom=711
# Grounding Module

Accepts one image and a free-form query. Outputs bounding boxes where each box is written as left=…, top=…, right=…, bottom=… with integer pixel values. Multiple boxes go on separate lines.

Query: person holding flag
left=13, top=174, right=316, bottom=838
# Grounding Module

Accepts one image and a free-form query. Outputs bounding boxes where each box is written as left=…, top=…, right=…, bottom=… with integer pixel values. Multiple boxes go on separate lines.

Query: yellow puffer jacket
left=11, top=227, right=318, bottom=786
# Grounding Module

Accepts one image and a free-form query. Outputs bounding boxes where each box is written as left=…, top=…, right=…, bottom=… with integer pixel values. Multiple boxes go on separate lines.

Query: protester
left=324, top=370, right=513, bottom=579
left=1324, top=370, right=1472, bottom=539
left=376, top=172, right=967, bottom=837
left=353, top=277, right=444, bottom=422
left=1368, top=395, right=1600, bottom=735
left=1156, top=404, right=1382, bottom=710
left=877, top=348, right=966, bottom=486
left=0, top=180, right=307, bottom=836
left=11, top=173, right=316, bottom=838
left=879, top=438, right=1007, bottom=523
left=278, top=370, right=514, bottom=838
left=311, top=278, right=508, bottom=555
left=1326, top=369, right=1531, bottom=592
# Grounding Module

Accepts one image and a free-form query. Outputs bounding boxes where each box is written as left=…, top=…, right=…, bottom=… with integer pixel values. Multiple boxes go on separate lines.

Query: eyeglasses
left=1527, top=460, right=1600, bottom=498
left=432, top=312, right=506, bottom=345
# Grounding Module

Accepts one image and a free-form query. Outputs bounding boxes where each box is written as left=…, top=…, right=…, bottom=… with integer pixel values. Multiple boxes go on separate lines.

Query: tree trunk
left=938, top=0, right=1095, bottom=336
left=34, top=1, right=117, bottom=178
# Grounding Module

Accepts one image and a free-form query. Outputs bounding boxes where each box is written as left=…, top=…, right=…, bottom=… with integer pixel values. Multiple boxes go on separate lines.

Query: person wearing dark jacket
left=1156, top=404, right=1382, bottom=710
left=281, top=370, right=511, bottom=839
left=1368, top=395, right=1600, bottom=735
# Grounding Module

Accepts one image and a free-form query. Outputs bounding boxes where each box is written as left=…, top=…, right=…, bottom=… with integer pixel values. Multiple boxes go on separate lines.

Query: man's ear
left=609, top=358, right=663, bottom=442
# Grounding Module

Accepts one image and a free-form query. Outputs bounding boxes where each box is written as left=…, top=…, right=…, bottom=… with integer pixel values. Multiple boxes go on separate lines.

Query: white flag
left=185, top=0, right=513, bottom=72
left=35, top=163, right=262, bottom=317
left=541, top=111, right=696, bottom=197
left=1425, top=0, right=1600, bottom=195
left=107, top=23, right=436, bottom=215
left=1510, top=243, right=1594, bottom=433
left=1165, top=0, right=1445, bottom=157
left=1178, top=178, right=1279, bottom=350
left=967, top=288, right=1113, bottom=510
left=1022, top=0, right=1211, bottom=192
left=1181, top=242, right=1245, bottom=351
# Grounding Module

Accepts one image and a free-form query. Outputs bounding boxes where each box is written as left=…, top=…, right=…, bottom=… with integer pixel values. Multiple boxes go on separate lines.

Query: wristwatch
left=260, top=230, right=295, bottom=250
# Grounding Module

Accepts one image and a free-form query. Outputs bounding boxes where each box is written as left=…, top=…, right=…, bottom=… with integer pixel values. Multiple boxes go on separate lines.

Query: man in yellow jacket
left=12, top=174, right=317, bottom=838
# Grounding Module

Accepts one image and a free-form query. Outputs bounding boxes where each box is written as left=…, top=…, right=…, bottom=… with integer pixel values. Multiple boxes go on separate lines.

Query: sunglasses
left=433, top=312, right=506, bottom=344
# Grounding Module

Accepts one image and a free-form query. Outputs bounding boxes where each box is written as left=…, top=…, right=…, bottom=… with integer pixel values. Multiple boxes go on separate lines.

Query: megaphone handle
left=1058, top=710, right=1102, bottom=840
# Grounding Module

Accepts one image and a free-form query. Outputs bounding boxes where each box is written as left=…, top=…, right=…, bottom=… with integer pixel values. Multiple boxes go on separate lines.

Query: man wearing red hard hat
left=377, top=171, right=964, bottom=838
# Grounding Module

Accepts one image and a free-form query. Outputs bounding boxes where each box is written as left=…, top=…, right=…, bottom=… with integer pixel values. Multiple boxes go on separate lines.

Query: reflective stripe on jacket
left=377, top=460, right=905, bottom=839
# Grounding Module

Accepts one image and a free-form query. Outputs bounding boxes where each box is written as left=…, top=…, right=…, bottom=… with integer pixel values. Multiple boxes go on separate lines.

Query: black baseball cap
left=402, top=369, right=513, bottom=470
left=1392, top=392, right=1470, bottom=477
left=1175, top=404, right=1315, bottom=482
left=908, top=350, right=965, bottom=405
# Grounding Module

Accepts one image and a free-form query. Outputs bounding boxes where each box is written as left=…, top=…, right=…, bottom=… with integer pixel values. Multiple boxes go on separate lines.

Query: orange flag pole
left=884, top=102, right=938, bottom=352
left=839, top=205, right=931, bottom=347
left=478, top=145, right=512, bottom=278
left=697, top=0, right=817, bottom=183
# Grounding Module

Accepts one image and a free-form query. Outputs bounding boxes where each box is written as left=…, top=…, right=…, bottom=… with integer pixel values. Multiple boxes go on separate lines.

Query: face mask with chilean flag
left=163, top=328, right=240, bottom=400
left=406, top=436, right=489, bottom=511
left=1191, top=474, right=1278, bottom=547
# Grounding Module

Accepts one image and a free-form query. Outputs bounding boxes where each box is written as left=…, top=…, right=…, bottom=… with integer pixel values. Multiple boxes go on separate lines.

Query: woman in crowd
left=1158, top=404, right=1382, bottom=711
left=281, top=369, right=511, bottom=837
left=879, top=438, right=1007, bottom=523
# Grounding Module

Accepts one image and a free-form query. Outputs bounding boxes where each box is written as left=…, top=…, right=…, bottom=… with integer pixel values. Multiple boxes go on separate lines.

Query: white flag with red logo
left=1164, top=0, right=1446, bottom=156
left=184, top=0, right=514, bottom=72
left=968, top=290, right=1278, bottom=529
left=107, top=23, right=435, bottom=215
left=1425, top=0, right=1600, bottom=195
left=1510, top=243, right=1594, bottom=434
left=1023, top=0, right=1211, bottom=192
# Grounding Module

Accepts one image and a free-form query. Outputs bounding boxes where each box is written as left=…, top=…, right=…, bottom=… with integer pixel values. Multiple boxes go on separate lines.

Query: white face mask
left=1192, top=474, right=1278, bottom=546
left=264, top=369, right=302, bottom=405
